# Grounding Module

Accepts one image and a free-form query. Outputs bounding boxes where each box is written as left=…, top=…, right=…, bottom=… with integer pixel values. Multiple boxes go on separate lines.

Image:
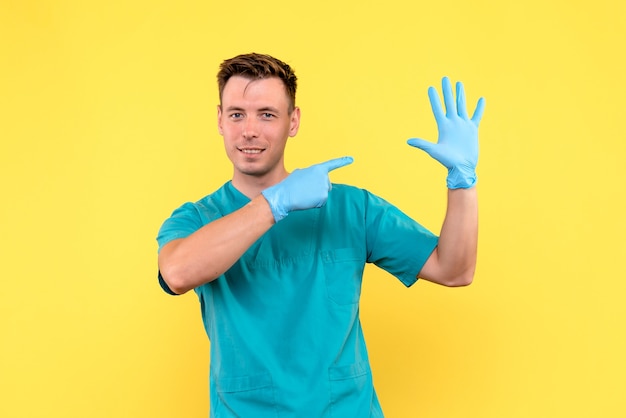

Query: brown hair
left=217, top=53, right=298, bottom=112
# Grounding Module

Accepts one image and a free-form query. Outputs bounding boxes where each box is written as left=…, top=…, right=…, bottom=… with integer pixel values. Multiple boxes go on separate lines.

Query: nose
left=242, top=117, right=259, bottom=139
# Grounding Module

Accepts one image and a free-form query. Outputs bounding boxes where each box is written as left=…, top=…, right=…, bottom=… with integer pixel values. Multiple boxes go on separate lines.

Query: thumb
left=316, top=156, right=354, bottom=173
left=407, top=138, right=436, bottom=153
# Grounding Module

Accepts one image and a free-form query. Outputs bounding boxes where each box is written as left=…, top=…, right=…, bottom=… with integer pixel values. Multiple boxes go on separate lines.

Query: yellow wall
left=1, top=1, right=625, bottom=417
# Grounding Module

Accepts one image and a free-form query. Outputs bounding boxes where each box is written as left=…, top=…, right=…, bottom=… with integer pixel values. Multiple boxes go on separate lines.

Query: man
left=157, top=52, right=485, bottom=417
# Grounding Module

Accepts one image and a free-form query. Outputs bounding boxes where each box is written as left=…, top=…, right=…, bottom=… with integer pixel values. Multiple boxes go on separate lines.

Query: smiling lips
left=238, top=147, right=264, bottom=154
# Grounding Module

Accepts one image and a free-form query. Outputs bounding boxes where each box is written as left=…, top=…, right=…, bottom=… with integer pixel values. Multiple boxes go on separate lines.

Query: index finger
left=428, top=86, right=445, bottom=123
left=316, top=156, right=354, bottom=172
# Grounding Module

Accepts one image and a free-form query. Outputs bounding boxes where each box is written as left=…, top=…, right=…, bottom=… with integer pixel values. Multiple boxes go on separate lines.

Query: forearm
left=158, top=195, right=275, bottom=294
left=435, top=187, right=478, bottom=285
left=408, top=77, right=484, bottom=286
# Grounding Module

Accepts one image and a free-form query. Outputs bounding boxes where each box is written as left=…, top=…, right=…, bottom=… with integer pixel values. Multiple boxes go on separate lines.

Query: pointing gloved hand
left=261, top=156, right=354, bottom=222
left=407, top=77, right=486, bottom=189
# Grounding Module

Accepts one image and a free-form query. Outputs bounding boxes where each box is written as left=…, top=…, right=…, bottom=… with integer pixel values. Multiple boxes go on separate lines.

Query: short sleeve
left=156, top=202, right=204, bottom=252
left=365, top=193, right=439, bottom=287
left=155, top=202, right=205, bottom=295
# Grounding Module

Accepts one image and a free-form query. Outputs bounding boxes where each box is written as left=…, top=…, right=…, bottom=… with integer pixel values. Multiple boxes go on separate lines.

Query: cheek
left=220, top=122, right=239, bottom=139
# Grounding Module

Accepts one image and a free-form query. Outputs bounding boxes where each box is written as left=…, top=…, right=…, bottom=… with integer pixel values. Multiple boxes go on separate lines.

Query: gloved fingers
left=456, top=81, right=468, bottom=119
left=471, top=97, right=486, bottom=126
left=442, top=76, right=456, bottom=117
left=427, top=86, right=445, bottom=123
left=317, top=156, right=354, bottom=173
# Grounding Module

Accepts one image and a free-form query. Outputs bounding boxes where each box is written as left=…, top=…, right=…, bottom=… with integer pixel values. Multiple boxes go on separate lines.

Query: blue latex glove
left=261, top=157, right=354, bottom=222
left=407, top=77, right=486, bottom=189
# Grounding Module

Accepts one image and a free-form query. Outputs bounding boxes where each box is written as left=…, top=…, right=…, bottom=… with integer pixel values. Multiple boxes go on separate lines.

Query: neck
left=231, top=168, right=289, bottom=199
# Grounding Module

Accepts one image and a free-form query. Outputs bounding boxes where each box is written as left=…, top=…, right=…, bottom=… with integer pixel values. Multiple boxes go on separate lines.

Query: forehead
left=221, top=76, right=289, bottom=108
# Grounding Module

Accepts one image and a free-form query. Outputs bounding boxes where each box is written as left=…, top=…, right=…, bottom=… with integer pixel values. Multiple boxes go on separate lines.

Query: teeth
left=241, top=149, right=262, bottom=154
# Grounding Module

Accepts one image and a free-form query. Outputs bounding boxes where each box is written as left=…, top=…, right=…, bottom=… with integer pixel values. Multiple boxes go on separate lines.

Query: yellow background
left=1, top=1, right=625, bottom=417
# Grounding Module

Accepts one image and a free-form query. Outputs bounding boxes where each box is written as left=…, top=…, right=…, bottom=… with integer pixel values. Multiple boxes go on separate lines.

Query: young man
left=157, top=53, right=485, bottom=417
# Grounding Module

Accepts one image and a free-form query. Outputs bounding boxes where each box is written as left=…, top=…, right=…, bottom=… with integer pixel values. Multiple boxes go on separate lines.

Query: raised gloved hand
left=261, top=156, right=354, bottom=222
left=407, top=77, right=486, bottom=189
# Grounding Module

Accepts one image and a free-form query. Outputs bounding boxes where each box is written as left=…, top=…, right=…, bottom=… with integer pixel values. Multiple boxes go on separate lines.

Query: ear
left=217, top=104, right=223, bottom=135
left=288, top=107, right=301, bottom=137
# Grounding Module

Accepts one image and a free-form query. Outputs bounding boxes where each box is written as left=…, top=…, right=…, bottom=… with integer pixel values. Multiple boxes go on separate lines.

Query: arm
left=158, top=195, right=275, bottom=294
left=158, top=157, right=354, bottom=294
left=418, top=187, right=477, bottom=286
left=408, top=77, right=485, bottom=287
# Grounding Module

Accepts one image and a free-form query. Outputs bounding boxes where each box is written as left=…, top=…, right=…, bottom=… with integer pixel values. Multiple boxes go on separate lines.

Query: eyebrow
left=224, top=106, right=281, bottom=114
left=258, top=107, right=280, bottom=114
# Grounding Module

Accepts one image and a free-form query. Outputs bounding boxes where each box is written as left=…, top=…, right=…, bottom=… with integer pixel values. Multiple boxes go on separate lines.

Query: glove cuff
left=261, top=187, right=288, bottom=223
left=447, top=166, right=477, bottom=189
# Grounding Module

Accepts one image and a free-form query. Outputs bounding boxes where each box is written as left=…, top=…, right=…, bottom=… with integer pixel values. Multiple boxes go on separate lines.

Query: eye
left=261, top=113, right=275, bottom=119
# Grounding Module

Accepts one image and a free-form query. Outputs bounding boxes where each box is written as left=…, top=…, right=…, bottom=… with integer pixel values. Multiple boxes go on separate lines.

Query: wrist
left=249, top=194, right=278, bottom=225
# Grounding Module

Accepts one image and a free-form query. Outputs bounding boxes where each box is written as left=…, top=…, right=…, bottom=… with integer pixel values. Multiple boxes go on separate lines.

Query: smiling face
left=218, top=76, right=300, bottom=190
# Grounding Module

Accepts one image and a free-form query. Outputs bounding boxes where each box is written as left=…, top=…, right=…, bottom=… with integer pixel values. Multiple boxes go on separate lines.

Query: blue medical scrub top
left=157, top=182, right=438, bottom=417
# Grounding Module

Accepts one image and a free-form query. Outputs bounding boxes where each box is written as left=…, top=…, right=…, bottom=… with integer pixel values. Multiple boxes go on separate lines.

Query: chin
left=235, top=164, right=270, bottom=177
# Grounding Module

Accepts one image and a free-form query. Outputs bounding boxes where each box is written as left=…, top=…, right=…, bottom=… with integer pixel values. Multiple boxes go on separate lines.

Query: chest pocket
left=322, top=247, right=365, bottom=305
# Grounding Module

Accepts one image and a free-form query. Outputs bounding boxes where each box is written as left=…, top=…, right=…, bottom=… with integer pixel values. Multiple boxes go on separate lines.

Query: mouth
left=238, top=147, right=265, bottom=155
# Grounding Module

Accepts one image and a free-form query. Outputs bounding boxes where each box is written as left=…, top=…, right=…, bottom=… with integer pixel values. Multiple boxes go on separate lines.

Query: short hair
left=217, top=53, right=298, bottom=112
